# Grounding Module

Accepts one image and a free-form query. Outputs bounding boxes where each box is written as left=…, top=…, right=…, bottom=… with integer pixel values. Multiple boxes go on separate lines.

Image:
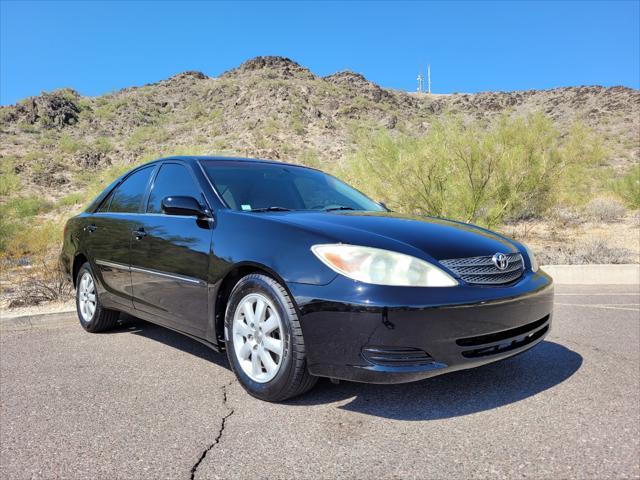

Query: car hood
left=266, top=210, right=520, bottom=261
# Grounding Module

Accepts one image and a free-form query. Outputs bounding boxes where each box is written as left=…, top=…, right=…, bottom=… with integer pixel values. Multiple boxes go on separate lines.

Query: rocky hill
left=1, top=56, right=638, bottom=204
left=0, top=55, right=639, bottom=311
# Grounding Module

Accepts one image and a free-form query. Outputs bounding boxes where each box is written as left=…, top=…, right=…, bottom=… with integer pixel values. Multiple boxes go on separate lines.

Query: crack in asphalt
left=190, top=379, right=236, bottom=480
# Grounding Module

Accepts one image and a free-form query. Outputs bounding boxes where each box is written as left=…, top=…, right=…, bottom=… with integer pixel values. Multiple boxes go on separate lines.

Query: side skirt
left=112, top=303, right=223, bottom=354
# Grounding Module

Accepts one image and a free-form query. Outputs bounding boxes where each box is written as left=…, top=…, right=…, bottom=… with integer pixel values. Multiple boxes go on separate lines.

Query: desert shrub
left=1, top=196, right=51, bottom=218
left=52, top=88, right=79, bottom=103
left=340, top=114, right=604, bottom=227
left=4, top=220, right=62, bottom=260
left=555, top=122, right=609, bottom=206
left=263, top=118, right=279, bottom=136
left=550, top=205, right=585, bottom=227
left=299, top=148, right=322, bottom=168
left=0, top=221, right=19, bottom=253
left=0, top=171, right=20, bottom=195
left=584, top=196, right=626, bottom=223
left=94, top=137, right=113, bottom=154
left=0, top=108, right=13, bottom=124
left=0, top=157, right=20, bottom=195
left=187, top=101, right=206, bottom=119
left=58, top=134, right=86, bottom=153
left=0, top=197, right=53, bottom=252
left=125, top=126, right=170, bottom=150
left=290, top=106, right=306, bottom=135
left=1, top=215, right=73, bottom=307
left=94, top=105, right=115, bottom=121
left=26, top=156, right=69, bottom=188
left=7, top=257, right=74, bottom=307
left=22, top=151, right=44, bottom=162
left=538, top=238, right=633, bottom=265
left=38, top=134, right=57, bottom=147
left=573, top=238, right=633, bottom=264
left=77, top=98, right=93, bottom=111
left=94, top=97, right=128, bottom=121
left=611, top=165, right=640, bottom=209
left=56, top=192, right=85, bottom=207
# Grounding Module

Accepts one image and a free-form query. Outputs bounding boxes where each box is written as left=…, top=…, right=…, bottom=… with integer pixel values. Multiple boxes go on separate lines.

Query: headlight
left=522, top=244, right=539, bottom=272
left=311, top=244, right=458, bottom=287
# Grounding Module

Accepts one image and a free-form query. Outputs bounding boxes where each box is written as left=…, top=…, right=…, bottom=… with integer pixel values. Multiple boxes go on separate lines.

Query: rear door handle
left=86, top=224, right=97, bottom=233
left=132, top=227, right=147, bottom=240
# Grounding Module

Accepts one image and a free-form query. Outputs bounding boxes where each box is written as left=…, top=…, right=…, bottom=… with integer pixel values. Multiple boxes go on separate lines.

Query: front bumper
left=288, top=270, right=553, bottom=383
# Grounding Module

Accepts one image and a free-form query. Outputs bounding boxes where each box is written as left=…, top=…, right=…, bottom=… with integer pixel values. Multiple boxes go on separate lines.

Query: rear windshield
left=200, top=161, right=384, bottom=212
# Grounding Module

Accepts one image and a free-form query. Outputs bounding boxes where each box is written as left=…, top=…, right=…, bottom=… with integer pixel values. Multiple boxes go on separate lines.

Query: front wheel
left=225, top=274, right=317, bottom=401
left=75, top=262, right=120, bottom=333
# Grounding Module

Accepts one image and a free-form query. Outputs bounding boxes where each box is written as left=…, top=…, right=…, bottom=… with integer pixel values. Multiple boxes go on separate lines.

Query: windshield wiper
left=323, top=206, right=355, bottom=212
left=247, top=206, right=292, bottom=212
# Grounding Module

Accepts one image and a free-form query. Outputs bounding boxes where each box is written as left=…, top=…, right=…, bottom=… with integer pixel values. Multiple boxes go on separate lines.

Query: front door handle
left=86, top=224, right=97, bottom=233
left=132, top=227, right=147, bottom=240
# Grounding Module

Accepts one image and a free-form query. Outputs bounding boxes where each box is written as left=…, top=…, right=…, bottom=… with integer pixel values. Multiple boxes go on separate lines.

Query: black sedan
left=60, top=156, right=553, bottom=401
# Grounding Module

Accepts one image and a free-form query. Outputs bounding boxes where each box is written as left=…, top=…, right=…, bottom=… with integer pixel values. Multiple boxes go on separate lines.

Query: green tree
left=339, top=114, right=605, bottom=227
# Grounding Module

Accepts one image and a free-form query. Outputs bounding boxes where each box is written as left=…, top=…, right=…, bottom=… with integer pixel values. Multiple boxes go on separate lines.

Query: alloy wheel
left=78, top=271, right=96, bottom=323
left=232, top=293, right=284, bottom=383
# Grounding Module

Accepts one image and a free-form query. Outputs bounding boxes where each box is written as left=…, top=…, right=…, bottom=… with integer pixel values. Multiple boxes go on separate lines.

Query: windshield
left=201, top=161, right=385, bottom=212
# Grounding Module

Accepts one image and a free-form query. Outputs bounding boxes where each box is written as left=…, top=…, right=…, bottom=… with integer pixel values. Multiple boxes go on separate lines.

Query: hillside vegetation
left=0, top=56, right=638, bottom=308
left=342, top=115, right=610, bottom=226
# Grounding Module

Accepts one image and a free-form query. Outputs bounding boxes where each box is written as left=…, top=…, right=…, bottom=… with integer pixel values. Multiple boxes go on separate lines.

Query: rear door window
left=108, top=166, right=154, bottom=213
left=96, top=190, right=114, bottom=212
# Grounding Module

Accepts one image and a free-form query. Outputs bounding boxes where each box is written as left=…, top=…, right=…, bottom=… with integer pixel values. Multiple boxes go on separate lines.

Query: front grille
left=440, top=252, right=524, bottom=285
left=362, top=346, right=434, bottom=367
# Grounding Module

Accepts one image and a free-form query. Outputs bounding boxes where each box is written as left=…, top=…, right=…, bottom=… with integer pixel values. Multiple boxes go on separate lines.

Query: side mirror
left=162, top=196, right=209, bottom=217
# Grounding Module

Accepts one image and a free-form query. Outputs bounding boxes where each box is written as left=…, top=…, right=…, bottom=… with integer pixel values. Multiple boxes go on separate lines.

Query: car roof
left=137, top=155, right=309, bottom=170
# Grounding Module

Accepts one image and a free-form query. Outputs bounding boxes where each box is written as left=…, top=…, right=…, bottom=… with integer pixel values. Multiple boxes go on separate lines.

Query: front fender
left=211, top=210, right=338, bottom=285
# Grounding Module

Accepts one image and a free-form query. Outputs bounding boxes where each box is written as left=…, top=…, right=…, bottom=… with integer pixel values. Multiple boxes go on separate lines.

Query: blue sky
left=1, top=1, right=638, bottom=105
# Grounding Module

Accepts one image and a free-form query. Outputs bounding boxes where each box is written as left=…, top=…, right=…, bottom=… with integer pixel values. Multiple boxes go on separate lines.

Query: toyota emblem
left=492, top=252, right=509, bottom=271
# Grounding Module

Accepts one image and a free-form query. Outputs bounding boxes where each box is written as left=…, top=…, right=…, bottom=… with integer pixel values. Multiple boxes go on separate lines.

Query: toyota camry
left=60, top=156, right=554, bottom=401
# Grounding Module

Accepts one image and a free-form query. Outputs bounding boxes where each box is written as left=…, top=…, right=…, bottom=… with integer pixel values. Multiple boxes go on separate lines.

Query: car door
left=129, top=162, right=213, bottom=336
left=84, top=165, right=156, bottom=310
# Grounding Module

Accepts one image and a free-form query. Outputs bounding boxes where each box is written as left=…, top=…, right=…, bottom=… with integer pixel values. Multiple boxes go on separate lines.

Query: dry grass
left=0, top=218, right=73, bottom=310
left=504, top=210, right=640, bottom=265
left=3, top=257, right=73, bottom=308
left=584, top=196, right=627, bottom=223
left=537, top=238, right=634, bottom=265
left=549, top=206, right=586, bottom=227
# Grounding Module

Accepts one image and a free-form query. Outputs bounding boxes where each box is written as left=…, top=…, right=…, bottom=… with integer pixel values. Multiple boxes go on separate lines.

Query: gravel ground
left=1, top=285, right=638, bottom=479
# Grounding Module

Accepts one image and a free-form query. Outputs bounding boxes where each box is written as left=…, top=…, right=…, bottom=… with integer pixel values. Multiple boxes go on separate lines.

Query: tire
left=225, top=274, right=317, bottom=402
left=75, top=262, right=120, bottom=333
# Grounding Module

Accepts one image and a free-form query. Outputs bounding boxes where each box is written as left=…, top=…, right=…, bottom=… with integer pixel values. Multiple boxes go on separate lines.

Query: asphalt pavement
left=1, top=285, right=638, bottom=479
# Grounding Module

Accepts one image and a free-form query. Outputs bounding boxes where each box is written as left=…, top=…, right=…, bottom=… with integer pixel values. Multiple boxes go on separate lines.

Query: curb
left=1, top=310, right=76, bottom=330
left=542, top=264, right=640, bottom=285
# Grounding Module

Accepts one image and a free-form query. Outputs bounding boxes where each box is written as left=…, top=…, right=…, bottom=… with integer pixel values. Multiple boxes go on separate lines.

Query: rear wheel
left=225, top=274, right=317, bottom=401
left=75, top=262, right=119, bottom=332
